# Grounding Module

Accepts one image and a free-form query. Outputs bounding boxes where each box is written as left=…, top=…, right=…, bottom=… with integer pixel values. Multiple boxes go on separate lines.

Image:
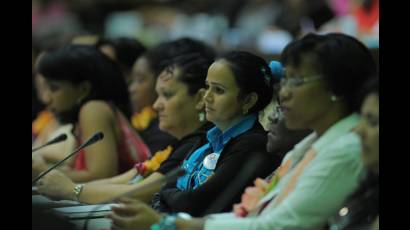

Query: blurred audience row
left=33, top=30, right=378, bottom=230
left=33, top=0, right=378, bottom=59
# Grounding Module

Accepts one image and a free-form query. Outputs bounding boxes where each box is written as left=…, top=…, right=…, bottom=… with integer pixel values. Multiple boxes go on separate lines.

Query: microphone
left=82, top=167, right=186, bottom=230
left=32, top=133, right=68, bottom=153
left=32, top=132, right=104, bottom=185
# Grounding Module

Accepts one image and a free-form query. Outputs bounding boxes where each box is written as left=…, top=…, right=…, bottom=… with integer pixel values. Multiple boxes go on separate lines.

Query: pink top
left=73, top=107, right=151, bottom=174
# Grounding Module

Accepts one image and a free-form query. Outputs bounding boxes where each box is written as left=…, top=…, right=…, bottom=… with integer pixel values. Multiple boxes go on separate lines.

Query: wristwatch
left=73, top=184, right=84, bottom=202
left=150, top=213, right=192, bottom=230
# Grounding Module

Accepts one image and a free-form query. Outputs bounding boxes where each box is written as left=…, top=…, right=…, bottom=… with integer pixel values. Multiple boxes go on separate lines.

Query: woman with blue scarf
left=108, top=33, right=377, bottom=230
left=150, top=51, right=281, bottom=217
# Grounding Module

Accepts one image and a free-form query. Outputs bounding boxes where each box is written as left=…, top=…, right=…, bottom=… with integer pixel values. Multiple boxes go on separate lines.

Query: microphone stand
left=82, top=168, right=186, bottom=230
left=32, top=133, right=68, bottom=153
left=32, top=132, right=104, bottom=185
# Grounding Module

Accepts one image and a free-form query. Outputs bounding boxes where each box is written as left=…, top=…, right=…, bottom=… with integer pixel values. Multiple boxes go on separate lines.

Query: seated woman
left=128, top=38, right=215, bottom=154
left=32, top=44, right=151, bottom=183
left=106, top=32, right=378, bottom=230
left=327, top=76, right=379, bottom=230
left=95, top=36, right=146, bottom=85
left=32, top=55, right=58, bottom=143
left=31, top=63, right=76, bottom=165
left=266, top=111, right=312, bottom=171
left=36, top=52, right=214, bottom=204
left=32, top=53, right=77, bottom=165
left=148, top=51, right=281, bottom=217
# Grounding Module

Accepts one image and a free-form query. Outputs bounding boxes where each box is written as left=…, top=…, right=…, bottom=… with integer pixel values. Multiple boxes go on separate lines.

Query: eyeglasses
left=280, top=76, right=323, bottom=89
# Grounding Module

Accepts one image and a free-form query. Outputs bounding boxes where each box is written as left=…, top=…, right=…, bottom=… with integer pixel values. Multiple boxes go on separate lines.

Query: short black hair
left=218, top=51, right=276, bottom=113
left=96, top=37, right=146, bottom=72
left=143, top=38, right=216, bottom=78
left=281, top=33, right=377, bottom=113
left=167, top=53, right=214, bottom=96
left=37, top=44, right=132, bottom=119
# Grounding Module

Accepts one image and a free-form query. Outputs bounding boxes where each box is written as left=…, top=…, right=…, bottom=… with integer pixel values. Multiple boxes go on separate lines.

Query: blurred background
left=32, top=0, right=379, bottom=124
left=32, top=0, right=379, bottom=60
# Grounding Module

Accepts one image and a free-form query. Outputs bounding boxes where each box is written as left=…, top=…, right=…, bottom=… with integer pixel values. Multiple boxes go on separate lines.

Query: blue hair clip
left=269, top=60, right=285, bottom=80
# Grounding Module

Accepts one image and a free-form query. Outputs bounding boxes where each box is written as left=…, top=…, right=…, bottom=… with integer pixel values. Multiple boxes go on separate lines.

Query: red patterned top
left=72, top=107, right=151, bottom=174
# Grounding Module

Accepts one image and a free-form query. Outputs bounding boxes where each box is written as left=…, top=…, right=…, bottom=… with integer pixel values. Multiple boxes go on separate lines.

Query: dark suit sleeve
left=159, top=133, right=280, bottom=216
left=156, top=140, right=194, bottom=175
left=140, top=119, right=178, bottom=153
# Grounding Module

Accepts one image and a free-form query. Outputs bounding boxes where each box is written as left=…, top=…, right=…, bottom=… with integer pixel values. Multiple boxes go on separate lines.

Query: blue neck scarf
left=176, top=114, right=258, bottom=190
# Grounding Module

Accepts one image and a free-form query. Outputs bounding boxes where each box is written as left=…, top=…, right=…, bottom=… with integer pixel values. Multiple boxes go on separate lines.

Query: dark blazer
left=152, top=122, right=282, bottom=217
left=157, top=123, right=212, bottom=175
left=140, top=118, right=178, bottom=154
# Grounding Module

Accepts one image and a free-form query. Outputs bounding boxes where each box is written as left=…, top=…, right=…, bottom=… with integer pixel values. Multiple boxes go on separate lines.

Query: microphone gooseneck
left=82, top=167, right=186, bottom=230
left=32, top=132, right=104, bottom=185
left=32, top=133, right=68, bottom=153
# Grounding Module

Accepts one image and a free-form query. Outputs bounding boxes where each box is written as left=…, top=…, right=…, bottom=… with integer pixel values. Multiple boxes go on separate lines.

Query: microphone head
left=80, top=132, right=104, bottom=149
left=53, top=133, right=67, bottom=142
left=32, top=132, right=104, bottom=185
left=32, top=133, right=68, bottom=152
left=93, top=132, right=104, bottom=141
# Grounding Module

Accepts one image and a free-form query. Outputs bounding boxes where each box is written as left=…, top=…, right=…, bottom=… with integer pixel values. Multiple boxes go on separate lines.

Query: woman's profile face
left=204, top=60, right=246, bottom=131
left=266, top=108, right=311, bottom=154
left=153, top=67, right=200, bottom=139
left=279, top=58, right=334, bottom=131
left=41, top=75, right=87, bottom=114
left=34, top=73, right=51, bottom=105
left=128, top=57, right=157, bottom=113
left=355, top=93, right=379, bottom=174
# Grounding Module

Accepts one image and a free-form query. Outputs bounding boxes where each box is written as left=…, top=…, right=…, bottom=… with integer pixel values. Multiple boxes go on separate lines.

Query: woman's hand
left=233, top=178, right=269, bottom=217
left=107, top=197, right=162, bottom=230
left=32, top=154, right=48, bottom=174
left=37, top=170, right=76, bottom=200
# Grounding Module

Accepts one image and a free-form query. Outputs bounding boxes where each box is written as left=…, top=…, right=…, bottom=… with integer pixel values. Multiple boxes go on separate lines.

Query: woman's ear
left=195, top=88, right=206, bottom=110
left=242, top=92, right=258, bottom=114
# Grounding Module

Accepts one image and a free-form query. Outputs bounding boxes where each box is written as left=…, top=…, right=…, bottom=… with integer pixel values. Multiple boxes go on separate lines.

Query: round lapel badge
left=203, top=153, right=220, bottom=170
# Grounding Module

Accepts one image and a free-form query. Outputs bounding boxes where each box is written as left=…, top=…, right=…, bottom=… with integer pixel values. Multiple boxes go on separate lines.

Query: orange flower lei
left=135, top=145, right=173, bottom=177
left=233, top=159, right=292, bottom=217
left=131, top=106, right=157, bottom=131
left=32, top=110, right=55, bottom=135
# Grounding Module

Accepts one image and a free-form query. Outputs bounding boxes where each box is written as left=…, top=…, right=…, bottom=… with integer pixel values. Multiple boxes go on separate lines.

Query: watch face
left=74, top=184, right=83, bottom=192
left=203, top=153, right=220, bottom=170
left=74, top=184, right=84, bottom=201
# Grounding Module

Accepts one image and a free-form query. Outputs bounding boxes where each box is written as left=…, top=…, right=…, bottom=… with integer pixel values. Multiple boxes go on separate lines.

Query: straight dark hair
left=37, top=44, right=132, bottom=120
left=217, top=51, right=276, bottom=113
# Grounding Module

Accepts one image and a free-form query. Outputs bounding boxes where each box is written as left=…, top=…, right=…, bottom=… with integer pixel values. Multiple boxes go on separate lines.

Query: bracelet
left=150, top=213, right=191, bottom=230
left=73, top=184, right=84, bottom=202
left=150, top=215, right=176, bottom=230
